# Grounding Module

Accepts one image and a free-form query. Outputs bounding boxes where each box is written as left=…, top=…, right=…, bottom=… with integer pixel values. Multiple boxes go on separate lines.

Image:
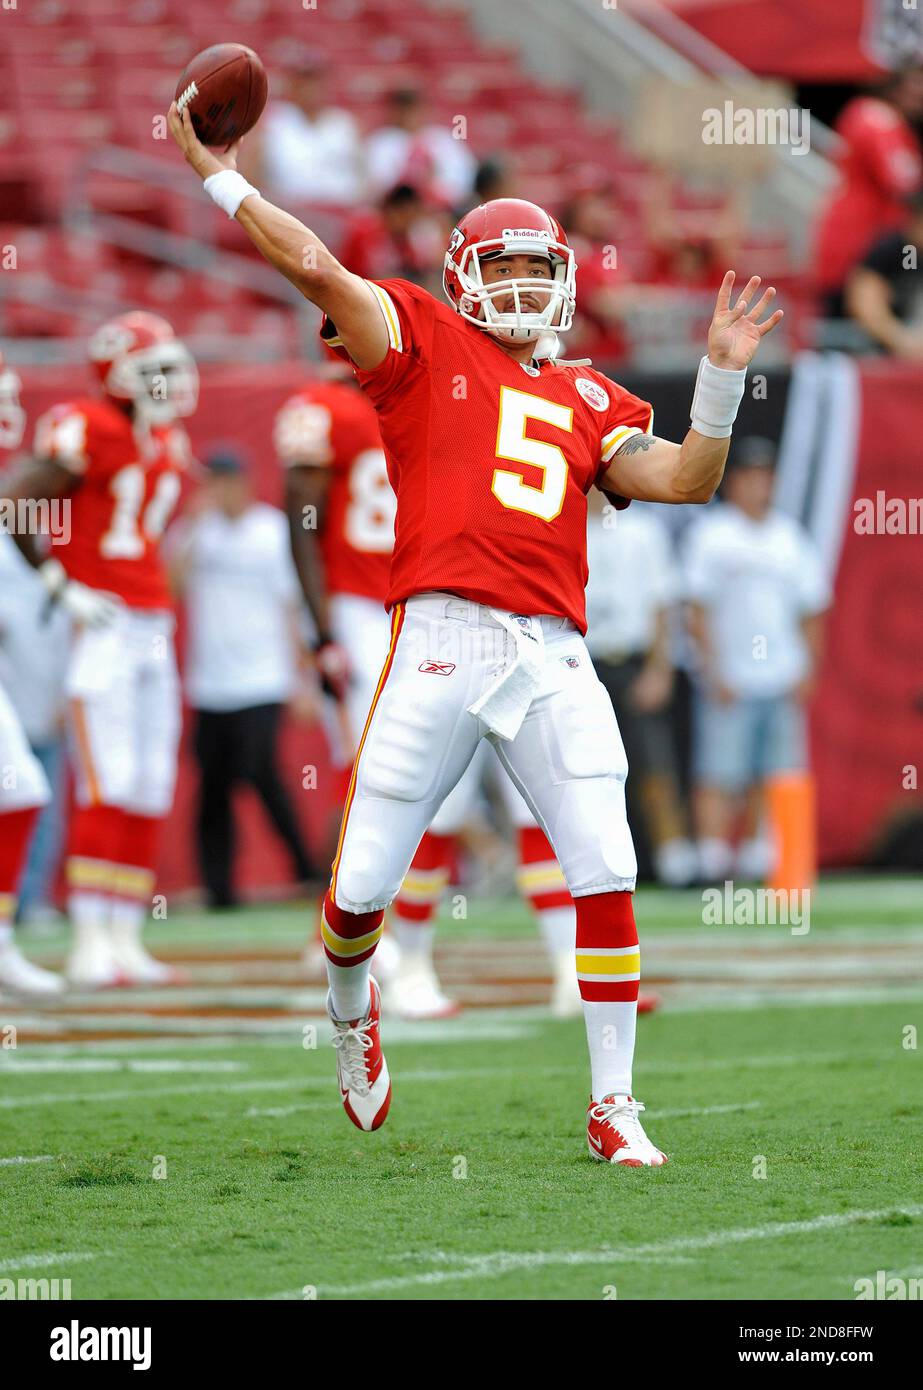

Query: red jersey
left=813, top=96, right=923, bottom=295
left=274, top=381, right=394, bottom=603
left=322, top=279, right=653, bottom=632
left=33, top=397, right=189, bottom=609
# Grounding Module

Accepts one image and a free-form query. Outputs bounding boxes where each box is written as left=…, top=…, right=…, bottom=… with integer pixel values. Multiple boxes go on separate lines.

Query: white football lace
left=590, top=1096, right=652, bottom=1150
left=332, top=1021, right=373, bottom=1096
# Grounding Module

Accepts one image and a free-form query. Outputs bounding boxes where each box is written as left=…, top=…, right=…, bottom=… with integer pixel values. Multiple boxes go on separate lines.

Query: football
left=174, top=43, right=268, bottom=148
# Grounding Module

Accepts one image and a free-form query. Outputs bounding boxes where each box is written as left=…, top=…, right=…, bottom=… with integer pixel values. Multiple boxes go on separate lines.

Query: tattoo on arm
left=616, top=433, right=655, bottom=456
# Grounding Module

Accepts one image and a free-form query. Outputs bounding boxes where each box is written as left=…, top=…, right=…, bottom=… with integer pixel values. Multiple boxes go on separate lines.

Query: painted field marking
left=0, top=1155, right=54, bottom=1166
left=263, top=1203, right=923, bottom=1299
left=0, top=1048, right=897, bottom=1109
left=0, top=1059, right=247, bottom=1074
left=655, top=1101, right=761, bottom=1119
left=0, top=1250, right=107, bottom=1274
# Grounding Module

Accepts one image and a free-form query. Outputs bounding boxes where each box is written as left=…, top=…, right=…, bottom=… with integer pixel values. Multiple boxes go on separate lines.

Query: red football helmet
left=88, top=310, right=198, bottom=425
left=0, top=351, right=25, bottom=450
left=442, top=198, right=577, bottom=344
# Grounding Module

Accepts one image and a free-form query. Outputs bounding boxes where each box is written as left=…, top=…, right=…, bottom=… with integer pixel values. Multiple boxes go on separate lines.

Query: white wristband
left=203, top=169, right=260, bottom=219
left=690, top=355, right=747, bottom=439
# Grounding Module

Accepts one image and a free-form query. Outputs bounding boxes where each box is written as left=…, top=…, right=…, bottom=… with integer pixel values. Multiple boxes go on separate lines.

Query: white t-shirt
left=176, top=504, right=301, bottom=712
left=682, top=503, right=831, bottom=697
left=261, top=101, right=365, bottom=205
left=0, top=534, right=70, bottom=742
left=585, top=506, right=678, bottom=658
left=366, top=124, right=476, bottom=204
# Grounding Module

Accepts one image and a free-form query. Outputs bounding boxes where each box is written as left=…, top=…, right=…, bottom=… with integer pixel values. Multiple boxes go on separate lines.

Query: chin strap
left=532, top=331, right=592, bottom=367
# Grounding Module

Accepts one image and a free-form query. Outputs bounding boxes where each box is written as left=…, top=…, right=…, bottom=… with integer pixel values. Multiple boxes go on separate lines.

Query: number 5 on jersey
left=493, top=385, right=573, bottom=523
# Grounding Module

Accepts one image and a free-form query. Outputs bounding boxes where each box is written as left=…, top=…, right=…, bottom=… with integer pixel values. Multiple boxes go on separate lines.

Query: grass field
left=1, top=876, right=921, bottom=1301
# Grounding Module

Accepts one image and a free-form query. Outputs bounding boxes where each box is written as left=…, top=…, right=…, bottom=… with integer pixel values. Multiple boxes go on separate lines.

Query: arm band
left=690, top=355, right=747, bottom=439
left=203, top=169, right=260, bottom=219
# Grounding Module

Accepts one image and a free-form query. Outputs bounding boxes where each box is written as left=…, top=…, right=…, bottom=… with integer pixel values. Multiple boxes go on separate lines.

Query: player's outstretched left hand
left=707, top=272, right=783, bottom=371
left=167, top=102, right=242, bottom=181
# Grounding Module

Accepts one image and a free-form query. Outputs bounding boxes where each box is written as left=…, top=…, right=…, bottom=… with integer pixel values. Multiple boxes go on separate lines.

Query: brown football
left=174, top=43, right=268, bottom=148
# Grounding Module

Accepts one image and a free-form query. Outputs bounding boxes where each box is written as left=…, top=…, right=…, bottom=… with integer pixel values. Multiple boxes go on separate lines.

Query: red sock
left=67, top=803, right=125, bottom=896
left=392, top=831, right=455, bottom=925
left=575, top=892, right=639, bottom=1002
left=517, top=825, right=572, bottom=912
left=322, top=891, right=384, bottom=967
left=0, top=806, right=40, bottom=919
left=113, top=811, right=162, bottom=906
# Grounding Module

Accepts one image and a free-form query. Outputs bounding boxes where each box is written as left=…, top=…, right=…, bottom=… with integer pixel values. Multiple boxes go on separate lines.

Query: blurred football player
left=6, top=312, right=198, bottom=987
left=171, top=104, right=781, bottom=1165
left=0, top=355, right=64, bottom=996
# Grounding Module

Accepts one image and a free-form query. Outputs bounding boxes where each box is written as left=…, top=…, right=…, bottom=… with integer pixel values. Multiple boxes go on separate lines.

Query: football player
left=0, top=354, right=64, bottom=996
left=275, top=375, right=649, bottom=1022
left=171, top=105, right=781, bottom=1165
left=6, top=312, right=198, bottom=987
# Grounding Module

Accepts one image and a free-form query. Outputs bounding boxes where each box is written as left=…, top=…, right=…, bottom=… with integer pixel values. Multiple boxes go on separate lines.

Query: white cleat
left=66, top=943, right=126, bottom=990
left=549, top=948, right=582, bottom=1019
left=386, top=957, right=460, bottom=1020
left=586, top=1094, right=669, bottom=1167
left=0, top=942, right=65, bottom=997
left=328, top=976, right=391, bottom=1131
left=108, top=939, right=184, bottom=986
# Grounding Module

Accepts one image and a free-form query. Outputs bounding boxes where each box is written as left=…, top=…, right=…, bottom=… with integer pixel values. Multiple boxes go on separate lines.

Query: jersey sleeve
left=273, top=392, right=335, bottom=468
left=594, top=380, right=655, bottom=510
left=33, top=402, right=93, bottom=476
left=319, top=278, right=437, bottom=403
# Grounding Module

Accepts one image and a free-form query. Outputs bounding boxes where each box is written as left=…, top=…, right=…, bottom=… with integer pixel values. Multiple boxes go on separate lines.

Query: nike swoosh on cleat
left=588, top=1131, right=604, bottom=1151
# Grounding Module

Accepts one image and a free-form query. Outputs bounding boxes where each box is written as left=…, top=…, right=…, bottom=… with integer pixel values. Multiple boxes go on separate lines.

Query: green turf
left=19, top=872, right=923, bottom=960
left=1, top=917, right=921, bottom=1299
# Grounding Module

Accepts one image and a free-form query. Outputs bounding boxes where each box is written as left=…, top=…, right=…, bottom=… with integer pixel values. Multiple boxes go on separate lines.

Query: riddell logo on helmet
left=419, top=660, right=456, bottom=675
left=502, top=228, right=548, bottom=239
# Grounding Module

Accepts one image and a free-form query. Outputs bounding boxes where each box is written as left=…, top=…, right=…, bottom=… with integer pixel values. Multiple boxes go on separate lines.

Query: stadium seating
left=0, top=0, right=793, bottom=350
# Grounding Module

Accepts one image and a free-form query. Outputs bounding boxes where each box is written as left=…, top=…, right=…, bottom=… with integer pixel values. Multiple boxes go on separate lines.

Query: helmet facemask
left=107, top=341, right=199, bottom=426
left=445, top=234, right=576, bottom=344
left=0, top=365, right=25, bottom=449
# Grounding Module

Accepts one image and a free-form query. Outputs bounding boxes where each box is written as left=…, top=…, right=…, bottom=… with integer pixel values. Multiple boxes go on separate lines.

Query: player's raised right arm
left=167, top=103, right=388, bottom=371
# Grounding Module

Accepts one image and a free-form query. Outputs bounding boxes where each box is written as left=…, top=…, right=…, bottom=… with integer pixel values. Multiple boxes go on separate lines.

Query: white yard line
left=264, top=1204, right=923, bottom=1299
left=0, top=1155, right=54, bottom=1166
left=0, top=1059, right=246, bottom=1074
left=0, top=1049, right=896, bottom=1108
left=655, top=1101, right=761, bottom=1119
left=0, top=1250, right=106, bottom=1273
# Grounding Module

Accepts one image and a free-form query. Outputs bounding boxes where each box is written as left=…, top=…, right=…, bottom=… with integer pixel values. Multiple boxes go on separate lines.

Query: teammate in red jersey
left=6, top=312, right=198, bottom=987
left=171, top=104, right=781, bottom=1164
left=274, top=374, right=394, bottom=729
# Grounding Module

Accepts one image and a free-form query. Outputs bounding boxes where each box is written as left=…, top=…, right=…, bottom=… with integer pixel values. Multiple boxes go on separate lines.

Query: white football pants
left=331, top=591, right=636, bottom=913
left=330, top=591, right=535, bottom=831
left=66, top=608, right=181, bottom=816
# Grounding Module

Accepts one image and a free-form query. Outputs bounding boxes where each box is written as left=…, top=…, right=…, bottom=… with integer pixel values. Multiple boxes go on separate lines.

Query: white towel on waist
left=467, top=610, right=544, bottom=741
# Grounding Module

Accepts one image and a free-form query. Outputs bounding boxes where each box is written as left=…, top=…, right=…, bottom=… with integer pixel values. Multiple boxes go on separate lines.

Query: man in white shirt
left=683, top=437, right=831, bottom=881
left=366, top=86, right=476, bottom=209
left=168, top=449, right=318, bottom=908
left=239, top=54, right=365, bottom=207
left=585, top=493, right=696, bottom=887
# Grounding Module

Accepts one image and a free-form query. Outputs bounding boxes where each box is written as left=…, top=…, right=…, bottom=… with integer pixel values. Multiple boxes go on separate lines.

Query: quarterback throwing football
left=170, top=103, right=781, bottom=1166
